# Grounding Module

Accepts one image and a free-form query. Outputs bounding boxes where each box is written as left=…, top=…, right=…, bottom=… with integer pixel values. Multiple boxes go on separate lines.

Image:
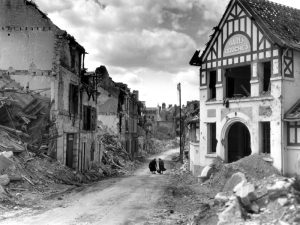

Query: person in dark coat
left=149, top=158, right=157, bottom=174
left=157, top=158, right=166, bottom=174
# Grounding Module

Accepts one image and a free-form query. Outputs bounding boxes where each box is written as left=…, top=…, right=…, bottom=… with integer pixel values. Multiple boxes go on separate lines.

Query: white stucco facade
left=190, top=0, right=300, bottom=176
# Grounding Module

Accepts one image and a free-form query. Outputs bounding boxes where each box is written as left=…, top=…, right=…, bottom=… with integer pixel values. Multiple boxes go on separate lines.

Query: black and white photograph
left=1, top=0, right=300, bottom=224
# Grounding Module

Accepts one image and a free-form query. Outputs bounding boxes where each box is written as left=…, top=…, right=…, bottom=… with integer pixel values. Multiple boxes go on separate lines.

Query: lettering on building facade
left=223, top=34, right=251, bottom=57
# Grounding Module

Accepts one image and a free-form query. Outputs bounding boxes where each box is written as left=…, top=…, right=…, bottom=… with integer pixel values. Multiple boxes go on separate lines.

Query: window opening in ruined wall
left=260, top=122, right=270, bottom=154
left=258, top=61, right=271, bottom=95
left=83, top=105, right=96, bottom=131
left=225, top=65, right=251, bottom=98
left=208, top=70, right=216, bottom=100
left=287, top=122, right=300, bottom=146
left=263, top=62, right=271, bottom=93
left=207, top=123, right=217, bottom=153
left=69, top=84, right=79, bottom=115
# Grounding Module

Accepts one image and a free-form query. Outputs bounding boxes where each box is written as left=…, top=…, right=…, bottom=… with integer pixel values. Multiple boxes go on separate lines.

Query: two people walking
left=148, top=158, right=166, bottom=174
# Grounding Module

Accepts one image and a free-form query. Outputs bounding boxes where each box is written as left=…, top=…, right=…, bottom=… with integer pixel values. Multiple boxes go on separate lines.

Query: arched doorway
left=227, top=122, right=251, bottom=163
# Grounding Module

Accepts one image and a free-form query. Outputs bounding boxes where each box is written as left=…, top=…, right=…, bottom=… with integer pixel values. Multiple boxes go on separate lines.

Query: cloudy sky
left=35, top=0, right=300, bottom=107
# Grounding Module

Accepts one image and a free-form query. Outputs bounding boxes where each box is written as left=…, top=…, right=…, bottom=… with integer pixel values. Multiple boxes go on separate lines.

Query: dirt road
left=1, top=148, right=179, bottom=225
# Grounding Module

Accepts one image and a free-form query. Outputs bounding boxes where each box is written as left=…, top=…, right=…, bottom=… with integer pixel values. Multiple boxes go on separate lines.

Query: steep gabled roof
left=241, top=0, right=300, bottom=49
left=190, top=0, right=300, bottom=66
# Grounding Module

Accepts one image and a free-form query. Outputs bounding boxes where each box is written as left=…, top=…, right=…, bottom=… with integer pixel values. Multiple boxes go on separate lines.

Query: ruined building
left=0, top=0, right=101, bottom=171
left=190, top=0, right=300, bottom=175
left=89, top=66, right=143, bottom=158
left=116, top=83, right=141, bottom=158
left=156, top=103, right=176, bottom=138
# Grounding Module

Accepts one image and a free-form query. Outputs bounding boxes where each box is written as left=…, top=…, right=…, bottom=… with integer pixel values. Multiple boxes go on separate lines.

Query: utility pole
left=177, top=83, right=183, bottom=163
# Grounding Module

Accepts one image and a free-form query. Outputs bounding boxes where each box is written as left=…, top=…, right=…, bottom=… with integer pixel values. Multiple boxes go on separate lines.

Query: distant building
left=95, top=66, right=120, bottom=135
left=116, top=83, right=142, bottom=158
left=156, top=103, right=176, bottom=138
left=144, top=107, right=158, bottom=123
left=86, top=66, right=144, bottom=158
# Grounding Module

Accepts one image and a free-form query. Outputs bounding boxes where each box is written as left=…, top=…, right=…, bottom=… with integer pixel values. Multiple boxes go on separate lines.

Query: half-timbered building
left=190, top=0, right=300, bottom=175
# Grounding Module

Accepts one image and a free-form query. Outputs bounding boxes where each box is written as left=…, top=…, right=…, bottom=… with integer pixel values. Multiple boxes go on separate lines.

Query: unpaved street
left=1, top=148, right=179, bottom=225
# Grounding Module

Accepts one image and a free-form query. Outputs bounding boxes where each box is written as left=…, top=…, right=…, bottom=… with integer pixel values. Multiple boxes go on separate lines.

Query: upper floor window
left=287, top=122, right=300, bottom=146
left=69, top=84, right=78, bottom=115
left=225, top=65, right=251, bottom=98
left=83, top=106, right=96, bottom=131
left=208, top=70, right=216, bottom=100
left=263, top=61, right=271, bottom=93
left=258, top=61, right=271, bottom=94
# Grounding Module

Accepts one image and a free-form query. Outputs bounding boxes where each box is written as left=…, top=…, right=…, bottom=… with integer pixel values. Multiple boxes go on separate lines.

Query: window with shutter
left=288, top=122, right=300, bottom=146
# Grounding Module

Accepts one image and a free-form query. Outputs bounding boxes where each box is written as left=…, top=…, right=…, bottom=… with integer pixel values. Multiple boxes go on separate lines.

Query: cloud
left=35, top=0, right=73, bottom=13
left=92, top=29, right=196, bottom=72
left=35, top=0, right=227, bottom=71
left=173, top=69, right=199, bottom=87
left=112, top=72, right=143, bottom=86
left=33, top=0, right=229, bottom=105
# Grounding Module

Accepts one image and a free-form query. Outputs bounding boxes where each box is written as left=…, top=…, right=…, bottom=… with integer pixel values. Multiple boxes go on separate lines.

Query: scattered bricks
left=268, top=180, right=293, bottom=191
left=249, top=202, right=260, bottom=214
left=0, top=174, right=10, bottom=186
left=234, top=181, right=256, bottom=201
left=0, top=185, right=6, bottom=197
left=278, top=220, right=289, bottom=225
left=234, top=181, right=258, bottom=213
left=255, top=186, right=269, bottom=208
left=0, top=155, right=13, bottom=172
left=267, top=180, right=292, bottom=200
left=223, top=172, right=247, bottom=192
left=217, top=197, right=245, bottom=225
left=215, top=192, right=233, bottom=205
left=243, top=221, right=260, bottom=225
left=277, top=197, right=289, bottom=207
left=0, top=151, right=13, bottom=158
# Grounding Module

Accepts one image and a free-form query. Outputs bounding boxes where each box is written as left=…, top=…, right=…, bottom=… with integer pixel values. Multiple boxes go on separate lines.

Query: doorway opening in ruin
left=66, top=133, right=75, bottom=169
left=225, top=65, right=251, bottom=98
left=227, top=122, right=251, bottom=163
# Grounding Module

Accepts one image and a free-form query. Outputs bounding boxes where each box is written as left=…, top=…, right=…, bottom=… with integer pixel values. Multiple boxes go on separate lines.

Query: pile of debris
left=0, top=149, right=82, bottom=209
left=142, top=138, right=178, bottom=155
left=214, top=173, right=300, bottom=225
left=204, top=154, right=279, bottom=192
left=195, top=154, right=300, bottom=224
left=98, top=133, right=141, bottom=176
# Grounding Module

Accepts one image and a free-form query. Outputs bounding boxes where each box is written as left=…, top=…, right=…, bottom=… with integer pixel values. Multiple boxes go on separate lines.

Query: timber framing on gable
left=197, top=0, right=286, bottom=87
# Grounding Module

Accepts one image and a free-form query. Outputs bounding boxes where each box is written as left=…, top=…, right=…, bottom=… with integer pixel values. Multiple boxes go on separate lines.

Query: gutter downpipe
left=281, top=47, right=289, bottom=175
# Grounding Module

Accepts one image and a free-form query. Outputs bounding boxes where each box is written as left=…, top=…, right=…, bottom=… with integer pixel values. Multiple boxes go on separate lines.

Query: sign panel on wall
left=223, top=34, right=251, bottom=57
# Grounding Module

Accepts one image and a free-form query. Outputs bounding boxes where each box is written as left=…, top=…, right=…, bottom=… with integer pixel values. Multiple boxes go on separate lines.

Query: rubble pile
left=215, top=173, right=300, bottom=225
left=197, top=154, right=299, bottom=225
left=99, top=133, right=141, bottom=176
left=207, top=154, right=280, bottom=192
left=144, top=138, right=178, bottom=155
left=0, top=147, right=83, bottom=204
